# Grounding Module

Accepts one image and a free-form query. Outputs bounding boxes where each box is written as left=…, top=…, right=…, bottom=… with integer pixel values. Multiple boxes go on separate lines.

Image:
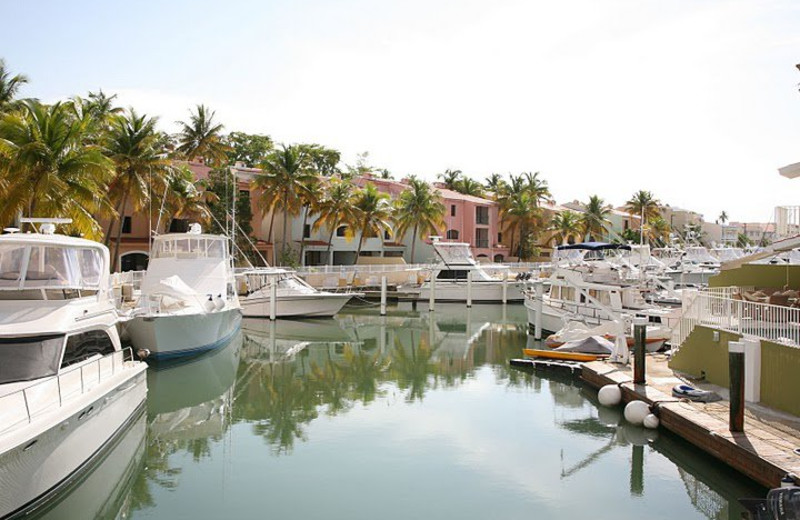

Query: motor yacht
left=237, top=268, right=358, bottom=318
left=0, top=220, right=147, bottom=518
left=416, top=239, right=523, bottom=303
left=121, top=225, right=242, bottom=360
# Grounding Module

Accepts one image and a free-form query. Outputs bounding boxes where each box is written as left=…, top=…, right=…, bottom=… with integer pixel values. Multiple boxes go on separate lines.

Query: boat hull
left=0, top=364, right=147, bottom=518
left=126, top=308, right=242, bottom=360
left=418, top=281, right=524, bottom=303
left=240, top=293, right=352, bottom=318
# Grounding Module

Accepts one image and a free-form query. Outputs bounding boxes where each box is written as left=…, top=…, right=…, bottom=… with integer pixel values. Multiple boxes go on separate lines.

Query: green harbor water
left=36, top=303, right=764, bottom=519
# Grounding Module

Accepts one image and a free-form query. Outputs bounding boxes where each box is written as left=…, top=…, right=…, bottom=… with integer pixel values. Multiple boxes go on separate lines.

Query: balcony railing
left=474, top=240, right=489, bottom=248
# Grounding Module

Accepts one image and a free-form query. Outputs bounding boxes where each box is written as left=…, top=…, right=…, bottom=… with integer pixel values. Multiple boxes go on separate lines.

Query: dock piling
left=269, top=279, right=277, bottom=321
left=502, top=272, right=508, bottom=304
left=380, top=276, right=387, bottom=316
left=533, top=281, right=543, bottom=340
left=633, top=317, right=648, bottom=385
left=429, top=270, right=436, bottom=312
left=467, top=270, right=473, bottom=308
left=729, top=340, right=745, bottom=432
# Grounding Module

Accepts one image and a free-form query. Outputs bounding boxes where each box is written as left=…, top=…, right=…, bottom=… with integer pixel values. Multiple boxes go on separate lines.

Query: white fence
left=673, top=289, right=800, bottom=348
left=0, top=349, right=134, bottom=434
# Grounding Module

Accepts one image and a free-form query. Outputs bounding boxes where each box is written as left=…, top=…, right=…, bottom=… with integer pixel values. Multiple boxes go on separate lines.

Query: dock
left=581, top=355, right=800, bottom=488
left=509, top=357, right=583, bottom=375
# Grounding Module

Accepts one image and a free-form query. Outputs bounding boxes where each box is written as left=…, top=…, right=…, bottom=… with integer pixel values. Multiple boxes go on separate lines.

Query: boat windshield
left=151, top=237, right=227, bottom=259
left=0, top=335, right=65, bottom=384
left=0, top=244, right=103, bottom=291
left=433, top=243, right=475, bottom=266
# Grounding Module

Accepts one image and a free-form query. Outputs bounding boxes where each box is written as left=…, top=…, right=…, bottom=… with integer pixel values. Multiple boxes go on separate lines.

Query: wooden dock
left=581, top=356, right=800, bottom=488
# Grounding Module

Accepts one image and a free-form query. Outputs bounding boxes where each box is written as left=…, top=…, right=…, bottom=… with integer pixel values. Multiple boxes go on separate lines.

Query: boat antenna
left=230, top=166, right=237, bottom=262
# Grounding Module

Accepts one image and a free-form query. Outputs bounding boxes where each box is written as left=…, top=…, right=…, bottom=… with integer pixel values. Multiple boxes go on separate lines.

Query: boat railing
left=672, top=289, right=800, bottom=349
left=0, top=348, right=137, bottom=435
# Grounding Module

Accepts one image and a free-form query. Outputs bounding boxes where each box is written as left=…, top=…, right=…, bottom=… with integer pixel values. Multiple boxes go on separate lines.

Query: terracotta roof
left=295, top=240, right=330, bottom=246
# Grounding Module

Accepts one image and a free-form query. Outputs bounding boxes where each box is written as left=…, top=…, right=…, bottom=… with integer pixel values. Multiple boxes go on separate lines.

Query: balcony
left=474, top=240, right=489, bottom=248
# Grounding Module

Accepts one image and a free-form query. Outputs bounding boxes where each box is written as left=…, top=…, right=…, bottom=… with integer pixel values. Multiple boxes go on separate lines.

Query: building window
left=475, top=228, right=489, bottom=248
left=446, top=229, right=459, bottom=240
left=169, top=219, right=188, bottom=233
left=451, top=205, right=456, bottom=217
left=336, top=226, right=347, bottom=237
left=493, top=254, right=504, bottom=262
left=497, top=232, right=503, bottom=243
left=122, top=216, right=132, bottom=234
left=303, top=224, right=311, bottom=238
left=476, top=207, right=489, bottom=225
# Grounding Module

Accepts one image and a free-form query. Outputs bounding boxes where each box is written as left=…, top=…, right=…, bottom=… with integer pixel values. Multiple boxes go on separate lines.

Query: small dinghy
left=672, top=384, right=722, bottom=403
left=524, top=335, right=613, bottom=362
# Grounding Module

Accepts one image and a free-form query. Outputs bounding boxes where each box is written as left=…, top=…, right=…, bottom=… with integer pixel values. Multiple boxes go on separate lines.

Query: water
left=34, top=303, right=764, bottom=519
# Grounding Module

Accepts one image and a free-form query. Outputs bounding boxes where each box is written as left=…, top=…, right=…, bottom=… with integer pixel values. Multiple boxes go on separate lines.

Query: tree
left=352, top=183, right=393, bottom=263
left=580, top=195, right=611, bottom=241
left=253, top=145, right=314, bottom=264
left=717, top=211, right=729, bottom=225
left=454, top=176, right=485, bottom=197
left=157, top=166, right=214, bottom=233
left=0, top=100, right=114, bottom=239
left=105, top=108, right=174, bottom=266
left=175, top=104, right=229, bottom=166
left=437, top=169, right=462, bottom=190
left=503, top=191, right=543, bottom=260
left=295, top=144, right=340, bottom=263
left=484, top=173, right=506, bottom=197
left=736, top=232, right=751, bottom=249
left=549, top=211, right=583, bottom=245
left=394, top=177, right=446, bottom=262
left=624, top=190, right=661, bottom=231
left=648, top=216, right=671, bottom=247
left=0, top=59, right=28, bottom=112
left=224, top=132, right=273, bottom=167
left=312, top=178, right=358, bottom=263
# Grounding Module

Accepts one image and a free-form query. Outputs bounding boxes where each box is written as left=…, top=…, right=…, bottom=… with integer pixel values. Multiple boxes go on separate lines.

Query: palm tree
left=454, top=177, right=485, bottom=197
left=484, top=173, right=506, bottom=198
left=521, top=171, right=552, bottom=205
left=717, top=211, right=729, bottom=225
left=503, top=191, right=543, bottom=260
left=0, top=59, right=28, bottom=112
left=549, top=211, right=583, bottom=245
left=253, top=145, right=314, bottom=264
left=175, top=104, right=229, bottom=166
left=352, top=183, right=392, bottom=263
left=312, top=178, right=358, bottom=263
left=624, top=190, right=661, bottom=231
left=394, top=177, right=445, bottom=262
left=437, top=169, right=462, bottom=190
left=648, top=216, right=671, bottom=246
left=297, top=176, right=322, bottom=265
left=0, top=100, right=114, bottom=238
left=158, top=167, right=214, bottom=233
left=105, top=108, right=174, bottom=265
left=580, top=195, right=611, bottom=241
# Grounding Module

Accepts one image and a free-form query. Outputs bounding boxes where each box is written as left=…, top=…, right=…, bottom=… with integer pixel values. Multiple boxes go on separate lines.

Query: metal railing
left=0, top=348, right=136, bottom=434
left=673, top=289, right=800, bottom=349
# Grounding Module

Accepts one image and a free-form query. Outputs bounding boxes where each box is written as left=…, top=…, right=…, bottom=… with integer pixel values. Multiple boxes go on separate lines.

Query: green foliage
left=394, top=177, right=446, bottom=261
left=175, top=104, right=229, bottom=166
left=205, top=168, right=253, bottom=241
left=0, top=58, right=28, bottom=112
left=224, top=132, right=273, bottom=167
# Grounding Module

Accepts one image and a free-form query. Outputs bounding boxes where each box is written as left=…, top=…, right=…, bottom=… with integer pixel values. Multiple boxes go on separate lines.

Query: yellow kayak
left=522, top=348, right=604, bottom=362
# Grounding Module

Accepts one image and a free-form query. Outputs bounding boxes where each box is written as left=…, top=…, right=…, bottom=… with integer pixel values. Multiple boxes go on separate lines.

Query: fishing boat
left=416, top=238, right=522, bottom=303
left=121, top=225, right=242, bottom=360
left=236, top=268, right=358, bottom=318
left=0, top=219, right=148, bottom=518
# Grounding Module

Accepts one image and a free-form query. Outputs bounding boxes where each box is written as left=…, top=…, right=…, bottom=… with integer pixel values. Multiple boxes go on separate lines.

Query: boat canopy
left=0, top=240, right=106, bottom=291
left=556, top=242, right=632, bottom=251
left=151, top=234, right=229, bottom=260
left=431, top=241, right=477, bottom=266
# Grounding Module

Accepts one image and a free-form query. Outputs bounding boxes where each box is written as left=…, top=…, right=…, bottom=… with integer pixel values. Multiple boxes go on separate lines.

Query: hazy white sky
left=3, top=0, right=799, bottom=222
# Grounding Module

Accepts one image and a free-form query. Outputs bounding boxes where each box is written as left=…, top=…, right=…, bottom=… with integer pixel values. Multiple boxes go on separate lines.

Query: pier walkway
left=581, top=355, right=800, bottom=488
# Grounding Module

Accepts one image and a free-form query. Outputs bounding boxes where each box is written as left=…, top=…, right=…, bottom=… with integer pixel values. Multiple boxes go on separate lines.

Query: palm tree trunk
left=326, top=223, right=336, bottom=265
left=104, top=195, right=125, bottom=246
left=281, top=194, right=289, bottom=264
left=298, top=204, right=309, bottom=265
left=354, top=219, right=368, bottom=265
left=112, top=190, right=130, bottom=273
left=268, top=206, right=277, bottom=265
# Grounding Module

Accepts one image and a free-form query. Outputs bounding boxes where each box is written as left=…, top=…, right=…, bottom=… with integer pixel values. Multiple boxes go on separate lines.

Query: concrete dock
left=581, top=355, right=800, bottom=488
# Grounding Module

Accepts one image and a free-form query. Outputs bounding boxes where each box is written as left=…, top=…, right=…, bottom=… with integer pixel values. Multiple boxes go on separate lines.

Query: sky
left=3, top=0, right=800, bottom=223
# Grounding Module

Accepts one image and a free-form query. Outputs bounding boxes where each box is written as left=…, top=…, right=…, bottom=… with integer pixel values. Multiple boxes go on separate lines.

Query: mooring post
left=502, top=271, right=508, bottom=304
left=729, top=340, right=745, bottom=432
left=630, top=445, right=644, bottom=496
left=429, top=270, right=436, bottom=312
left=269, top=278, right=277, bottom=321
left=380, top=276, right=387, bottom=316
left=633, top=317, right=648, bottom=385
left=533, top=281, right=543, bottom=340
left=467, top=270, right=473, bottom=308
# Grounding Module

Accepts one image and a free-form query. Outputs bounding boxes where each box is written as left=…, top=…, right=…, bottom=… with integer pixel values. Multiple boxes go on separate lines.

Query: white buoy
left=643, top=413, right=660, bottom=429
left=598, top=384, right=622, bottom=407
left=204, top=296, right=216, bottom=313
left=214, top=294, right=225, bottom=310
left=624, top=400, right=650, bottom=426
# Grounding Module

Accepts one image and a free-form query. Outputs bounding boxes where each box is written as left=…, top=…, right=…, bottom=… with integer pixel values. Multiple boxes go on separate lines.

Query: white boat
left=237, top=268, right=358, bottom=318
left=416, top=239, right=523, bottom=303
left=525, top=243, right=681, bottom=339
left=122, top=226, right=242, bottom=360
left=0, top=221, right=147, bottom=518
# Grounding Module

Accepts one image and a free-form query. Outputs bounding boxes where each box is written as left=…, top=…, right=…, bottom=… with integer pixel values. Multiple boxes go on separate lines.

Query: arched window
left=120, top=251, right=149, bottom=272
left=493, top=254, right=504, bottom=262
left=446, top=229, right=459, bottom=240
left=336, top=226, right=348, bottom=237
